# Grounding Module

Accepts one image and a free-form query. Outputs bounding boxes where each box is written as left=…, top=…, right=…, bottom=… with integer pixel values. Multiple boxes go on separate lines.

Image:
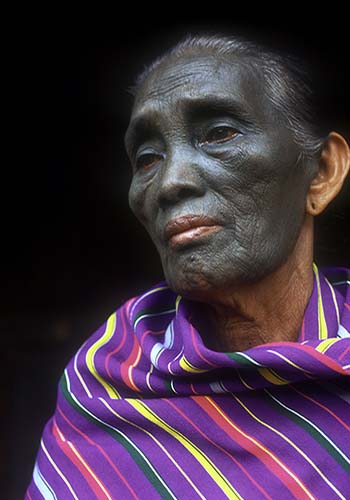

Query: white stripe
left=168, top=347, right=184, bottom=375
left=331, top=280, right=350, bottom=286
left=150, top=322, right=175, bottom=367
left=150, top=342, right=164, bottom=368
left=267, top=391, right=350, bottom=465
left=65, top=371, right=177, bottom=500
left=41, top=440, right=79, bottom=499
left=325, top=278, right=340, bottom=325
left=134, top=308, right=176, bottom=329
left=170, top=379, right=178, bottom=394
left=234, top=352, right=265, bottom=367
left=33, top=463, right=57, bottom=500
left=73, top=345, right=92, bottom=398
left=130, top=285, right=169, bottom=318
left=266, top=350, right=314, bottom=375
left=209, top=381, right=227, bottom=394
left=337, top=325, right=350, bottom=338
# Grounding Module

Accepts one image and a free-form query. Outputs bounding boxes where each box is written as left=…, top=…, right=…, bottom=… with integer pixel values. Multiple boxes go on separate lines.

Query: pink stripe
left=126, top=297, right=137, bottom=317
left=141, top=329, right=165, bottom=348
left=296, top=343, right=350, bottom=374
left=196, top=397, right=312, bottom=500
left=57, top=406, right=139, bottom=499
left=339, top=344, right=350, bottom=361
left=51, top=419, right=105, bottom=498
left=291, top=386, right=350, bottom=431
left=165, top=399, right=273, bottom=500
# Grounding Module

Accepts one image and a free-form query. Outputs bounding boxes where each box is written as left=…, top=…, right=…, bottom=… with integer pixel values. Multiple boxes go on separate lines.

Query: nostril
left=156, top=157, right=206, bottom=207
left=158, top=184, right=200, bottom=207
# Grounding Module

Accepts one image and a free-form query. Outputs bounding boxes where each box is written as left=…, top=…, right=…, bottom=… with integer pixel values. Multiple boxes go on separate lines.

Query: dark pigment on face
left=125, top=54, right=316, bottom=301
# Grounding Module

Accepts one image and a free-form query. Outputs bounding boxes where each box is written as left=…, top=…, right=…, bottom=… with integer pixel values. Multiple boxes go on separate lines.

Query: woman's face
left=125, top=53, right=314, bottom=299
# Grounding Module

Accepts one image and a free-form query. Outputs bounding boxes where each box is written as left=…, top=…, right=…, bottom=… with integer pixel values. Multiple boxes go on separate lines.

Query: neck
left=199, top=216, right=315, bottom=352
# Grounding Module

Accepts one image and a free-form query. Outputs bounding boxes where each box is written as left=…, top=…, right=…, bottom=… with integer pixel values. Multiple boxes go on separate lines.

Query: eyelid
left=198, top=123, right=240, bottom=145
left=135, top=149, right=164, bottom=172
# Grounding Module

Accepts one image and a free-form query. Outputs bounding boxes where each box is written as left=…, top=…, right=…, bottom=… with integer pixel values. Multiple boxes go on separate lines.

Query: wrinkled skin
left=125, top=53, right=315, bottom=302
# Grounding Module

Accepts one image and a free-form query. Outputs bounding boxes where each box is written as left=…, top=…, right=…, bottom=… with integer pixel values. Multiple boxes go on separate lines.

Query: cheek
left=128, top=179, right=149, bottom=225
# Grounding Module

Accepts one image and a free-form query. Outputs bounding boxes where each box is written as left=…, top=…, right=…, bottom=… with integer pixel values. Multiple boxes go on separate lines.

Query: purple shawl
left=26, top=264, right=350, bottom=499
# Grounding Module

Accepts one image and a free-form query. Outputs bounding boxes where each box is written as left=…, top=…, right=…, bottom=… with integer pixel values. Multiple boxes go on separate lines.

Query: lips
left=164, top=215, right=221, bottom=247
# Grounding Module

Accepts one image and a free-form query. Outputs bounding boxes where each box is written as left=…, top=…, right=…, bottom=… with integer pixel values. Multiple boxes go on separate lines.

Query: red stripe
left=120, top=335, right=141, bottom=390
left=297, top=343, right=349, bottom=374
left=51, top=418, right=111, bottom=499
left=195, top=397, right=313, bottom=500
left=57, top=406, right=139, bottom=499
left=165, top=399, right=273, bottom=500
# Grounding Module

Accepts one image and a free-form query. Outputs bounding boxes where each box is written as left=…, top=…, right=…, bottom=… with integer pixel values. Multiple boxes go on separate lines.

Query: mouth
left=164, top=215, right=222, bottom=248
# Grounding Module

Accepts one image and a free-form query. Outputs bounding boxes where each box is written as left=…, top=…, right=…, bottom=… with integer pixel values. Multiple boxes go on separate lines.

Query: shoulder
left=60, top=280, right=176, bottom=398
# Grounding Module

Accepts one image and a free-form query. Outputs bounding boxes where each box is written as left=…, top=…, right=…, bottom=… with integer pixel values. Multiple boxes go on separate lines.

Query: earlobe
left=306, top=132, right=350, bottom=216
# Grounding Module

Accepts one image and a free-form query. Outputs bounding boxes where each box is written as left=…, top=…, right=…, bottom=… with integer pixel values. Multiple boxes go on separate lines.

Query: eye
left=202, top=126, right=238, bottom=145
left=135, top=153, right=162, bottom=172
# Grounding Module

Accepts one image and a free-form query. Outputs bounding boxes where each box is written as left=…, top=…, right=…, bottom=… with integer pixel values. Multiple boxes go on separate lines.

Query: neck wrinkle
left=199, top=215, right=315, bottom=352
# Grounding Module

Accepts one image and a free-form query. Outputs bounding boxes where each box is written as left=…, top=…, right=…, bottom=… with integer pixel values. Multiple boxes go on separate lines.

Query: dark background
left=4, top=20, right=349, bottom=499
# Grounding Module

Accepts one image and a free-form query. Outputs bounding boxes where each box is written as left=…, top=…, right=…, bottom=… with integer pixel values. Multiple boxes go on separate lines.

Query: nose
left=156, top=148, right=206, bottom=208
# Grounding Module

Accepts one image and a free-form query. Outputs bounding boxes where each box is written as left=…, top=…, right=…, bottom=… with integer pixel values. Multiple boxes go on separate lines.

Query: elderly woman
left=26, top=34, right=349, bottom=499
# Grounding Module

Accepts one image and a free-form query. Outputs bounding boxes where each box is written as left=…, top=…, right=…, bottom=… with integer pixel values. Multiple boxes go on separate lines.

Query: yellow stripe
left=100, top=399, right=207, bottom=500
left=313, top=263, right=328, bottom=339
left=175, top=295, right=182, bottom=313
left=206, top=397, right=316, bottom=500
left=267, top=350, right=314, bottom=375
left=316, top=338, right=339, bottom=354
left=67, top=441, right=113, bottom=500
left=85, top=313, right=120, bottom=399
left=179, top=355, right=208, bottom=373
left=41, top=439, right=79, bottom=500
left=236, top=369, right=255, bottom=390
left=232, top=395, right=345, bottom=500
left=257, top=368, right=289, bottom=385
left=129, top=400, right=242, bottom=500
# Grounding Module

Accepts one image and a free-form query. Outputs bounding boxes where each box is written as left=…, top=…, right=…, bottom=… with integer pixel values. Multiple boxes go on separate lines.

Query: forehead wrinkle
left=137, top=58, right=219, bottom=103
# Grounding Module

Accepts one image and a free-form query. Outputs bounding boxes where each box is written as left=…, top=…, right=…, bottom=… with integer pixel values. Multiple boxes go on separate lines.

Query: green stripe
left=60, top=373, right=177, bottom=499
left=265, top=390, right=349, bottom=472
left=226, top=352, right=257, bottom=367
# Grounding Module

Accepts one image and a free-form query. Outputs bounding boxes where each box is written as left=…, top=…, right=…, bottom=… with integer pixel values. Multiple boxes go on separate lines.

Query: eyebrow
left=125, top=94, right=258, bottom=156
left=182, top=94, right=257, bottom=126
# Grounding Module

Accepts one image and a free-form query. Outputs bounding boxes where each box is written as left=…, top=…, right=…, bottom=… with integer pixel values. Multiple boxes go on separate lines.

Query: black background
left=4, top=18, right=349, bottom=499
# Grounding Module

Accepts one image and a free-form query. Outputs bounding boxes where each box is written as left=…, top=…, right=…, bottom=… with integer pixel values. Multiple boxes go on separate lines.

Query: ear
left=306, top=132, right=350, bottom=215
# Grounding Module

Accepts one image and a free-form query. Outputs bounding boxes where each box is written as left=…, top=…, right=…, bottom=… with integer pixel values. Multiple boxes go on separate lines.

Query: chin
left=163, top=250, right=291, bottom=301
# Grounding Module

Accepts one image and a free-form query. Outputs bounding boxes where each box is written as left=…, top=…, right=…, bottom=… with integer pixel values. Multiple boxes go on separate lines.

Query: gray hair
left=132, top=34, right=326, bottom=162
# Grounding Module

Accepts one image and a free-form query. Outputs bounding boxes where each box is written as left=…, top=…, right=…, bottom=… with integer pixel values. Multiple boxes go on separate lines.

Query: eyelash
left=135, top=152, right=163, bottom=172
left=200, top=125, right=239, bottom=146
left=134, top=125, right=240, bottom=172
